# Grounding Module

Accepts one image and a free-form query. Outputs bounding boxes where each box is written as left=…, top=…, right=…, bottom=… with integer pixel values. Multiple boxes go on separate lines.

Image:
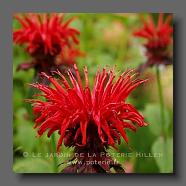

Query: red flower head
left=13, top=13, right=80, bottom=74
left=134, top=13, right=173, bottom=71
left=28, top=65, right=148, bottom=173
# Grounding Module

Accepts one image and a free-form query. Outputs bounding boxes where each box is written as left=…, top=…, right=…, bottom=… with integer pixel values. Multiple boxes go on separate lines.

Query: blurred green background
left=13, top=13, right=173, bottom=173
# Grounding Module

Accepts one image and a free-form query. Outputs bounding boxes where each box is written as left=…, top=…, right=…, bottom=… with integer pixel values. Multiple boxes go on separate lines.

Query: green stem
left=51, top=134, right=58, bottom=173
left=156, top=67, right=166, bottom=140
left=156, top=67, right=169, bottom=171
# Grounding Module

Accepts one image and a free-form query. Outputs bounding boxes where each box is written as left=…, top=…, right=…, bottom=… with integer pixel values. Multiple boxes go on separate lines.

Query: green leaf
left=13, top=158, right=54, bottom=173
left=15, top=123, right=36, bottom=153
left=134, top=155, right=159, bottom=173
left=14, top=108, right=36, bottom=153
left=107, top=147, right=125, bottom=165
left=151, top=137, right=173, bottom=173
left=144, top=104, right=171, bottom=136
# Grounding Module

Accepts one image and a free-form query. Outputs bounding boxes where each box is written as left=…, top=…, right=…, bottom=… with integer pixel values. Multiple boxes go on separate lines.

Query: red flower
left=14, top=13, right=80, bottom=56
left=55, top=45, right=85, bottom=66
left=134, top=13, right=173, bottom=70
left=13, top=13, right=80, bottom=75
left=28, top=65, right=147, bottom=152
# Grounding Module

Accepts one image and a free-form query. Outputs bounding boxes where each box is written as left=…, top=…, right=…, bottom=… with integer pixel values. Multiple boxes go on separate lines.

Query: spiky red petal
left=134, top=13, right=173, bottom=69
left=13, top=13, right=80, bottom=57
left=28, top=65, right=147, bottom=152
left=134, top=13, right=173, bottom=49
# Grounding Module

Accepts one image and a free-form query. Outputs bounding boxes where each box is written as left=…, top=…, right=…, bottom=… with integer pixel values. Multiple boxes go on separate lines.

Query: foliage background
left=13, top=13, right=173, bottom=173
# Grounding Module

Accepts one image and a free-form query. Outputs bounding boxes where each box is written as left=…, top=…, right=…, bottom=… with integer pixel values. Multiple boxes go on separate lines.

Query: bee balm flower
left=13, top=13, right=80, bottom=75
left=28, top=65, right=147, bottom=173
left=134, top=13, right=173, bottom=71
